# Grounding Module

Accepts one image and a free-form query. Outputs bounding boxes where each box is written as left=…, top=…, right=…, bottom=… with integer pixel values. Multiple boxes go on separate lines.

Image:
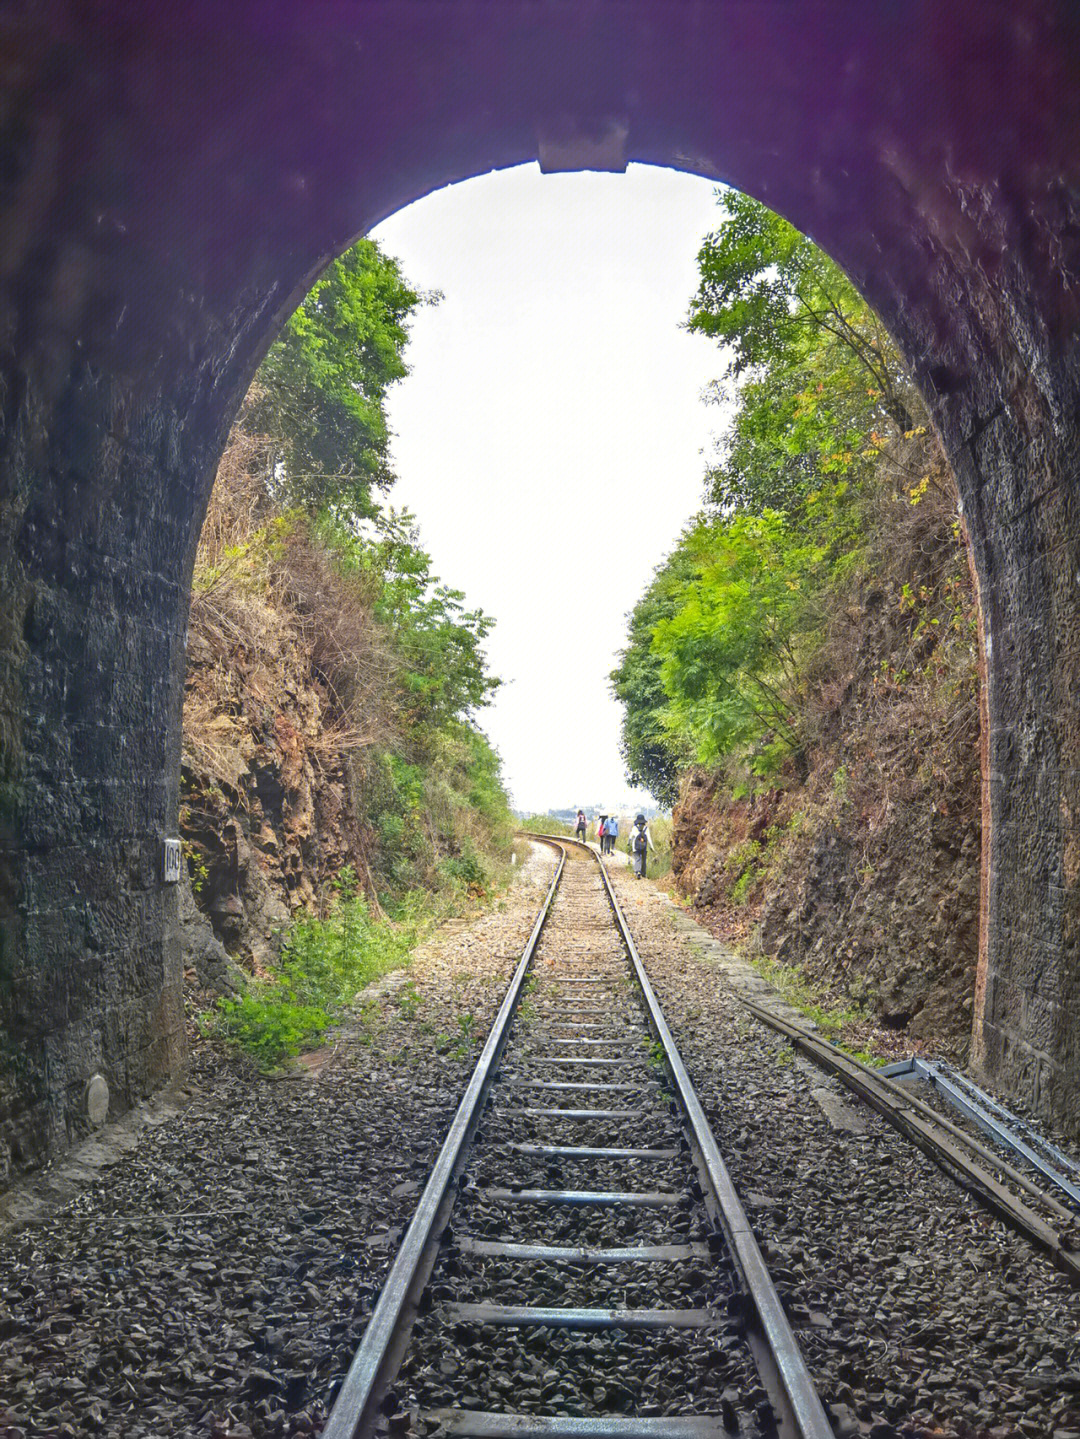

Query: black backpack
left=633, top=829, right=647, bottom=853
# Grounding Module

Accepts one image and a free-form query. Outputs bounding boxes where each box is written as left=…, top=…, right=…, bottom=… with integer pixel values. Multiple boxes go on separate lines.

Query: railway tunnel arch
left=2, top=0, right=1080, bottom=1175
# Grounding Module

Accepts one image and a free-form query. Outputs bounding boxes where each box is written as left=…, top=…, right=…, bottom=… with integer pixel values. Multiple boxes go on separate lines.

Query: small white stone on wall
left=85, top=1074, right=110, bottom=1129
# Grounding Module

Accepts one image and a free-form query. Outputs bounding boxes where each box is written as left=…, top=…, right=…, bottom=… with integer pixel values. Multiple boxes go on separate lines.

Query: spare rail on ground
left=743, top=999, right=1080, bottom=1287
left=881, top=1056, right=1080, bottom=1210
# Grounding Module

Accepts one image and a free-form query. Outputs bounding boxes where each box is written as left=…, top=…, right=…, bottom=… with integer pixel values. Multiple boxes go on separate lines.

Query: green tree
left=690, top=189, right=913, bottom=426
left=251, top=239, right=428, bottom=517
left=689, top=191, right=922, bottom=514
left=611, top=545, right=696, bottom=805
left=317, top=508, right=498, bottom=729
left=651, top=506, right=840, bottom=775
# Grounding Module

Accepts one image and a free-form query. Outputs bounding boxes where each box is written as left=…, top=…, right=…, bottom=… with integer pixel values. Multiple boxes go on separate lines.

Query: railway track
left=323, top=838, right=834, bottom=1439
left=744, top=998, right=1080, bottom=1284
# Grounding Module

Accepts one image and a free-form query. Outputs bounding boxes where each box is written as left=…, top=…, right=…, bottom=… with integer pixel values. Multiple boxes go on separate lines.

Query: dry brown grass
left=274, top=528, right=396, bottom=754
left=184, top=399, right=397, bottom=796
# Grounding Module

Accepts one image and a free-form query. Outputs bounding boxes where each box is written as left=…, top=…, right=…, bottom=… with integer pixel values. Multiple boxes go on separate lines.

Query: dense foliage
left=250, top=240, right=428, bottom=516
left=253, top=239, right=509, bottom=896
left=613, top=190, right=935, bottom=789
left=689, top=190, right=919, bottom=514
left=611, top=546, right=695, bottom=805
left=187, top=237, right=514, bottom=1064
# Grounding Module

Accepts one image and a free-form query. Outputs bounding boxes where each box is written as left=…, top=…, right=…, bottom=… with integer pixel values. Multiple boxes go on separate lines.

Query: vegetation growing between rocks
left=211, top=869, right=432, bottom=1068
left=749, top=955, right=884, bottom=1067
left=613, top=191, right=980, bottom=1052
left=182, top=238, right=515, bottom=1063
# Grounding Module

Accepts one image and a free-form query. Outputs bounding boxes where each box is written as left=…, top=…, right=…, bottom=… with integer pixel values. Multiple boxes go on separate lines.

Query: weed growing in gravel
left=433, top=1020, right=474, bottom=1061
left=208, top=996, right=333, bottom=1067
left=396, top=982, right=423, bottom=1019
left=429, top=1013, right=479, bottom=1061
left=751, top=955, right=885, bottom=1065
left=212, top=869, right=429, bottom=1068
left=841, top=1044, right=885, bottom=1068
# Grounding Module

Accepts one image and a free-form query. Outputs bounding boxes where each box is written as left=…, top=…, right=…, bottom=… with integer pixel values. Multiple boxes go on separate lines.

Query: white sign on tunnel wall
left=163, top=838, right=182, bottom=884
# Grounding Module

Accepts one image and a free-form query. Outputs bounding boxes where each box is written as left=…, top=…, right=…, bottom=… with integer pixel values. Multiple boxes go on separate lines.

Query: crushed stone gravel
left=4, top=840, right=1077, bottom=1439
left=0, top=847, right=557, bottom=1439
left=606, top=861, right=1080, bottom=1439
left=396, top=854, right=763, bottom=1435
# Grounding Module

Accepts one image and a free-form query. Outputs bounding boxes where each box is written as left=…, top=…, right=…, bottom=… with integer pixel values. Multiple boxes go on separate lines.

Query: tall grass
left=642, top=814, right=673, bottom=879
left=517, top=814, right=576, bottom=837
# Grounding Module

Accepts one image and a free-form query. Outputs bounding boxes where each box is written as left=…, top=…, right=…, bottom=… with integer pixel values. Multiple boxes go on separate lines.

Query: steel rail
left=573, top=837, right=836, bottom=1439
left=743, top=998, right=1080, bottom=1286
left=940, top=1065, right=1080, bottom=1179
left=322, top=842, right=566, bottom=1439
left=881, top=1056, right=1080, bottom=1209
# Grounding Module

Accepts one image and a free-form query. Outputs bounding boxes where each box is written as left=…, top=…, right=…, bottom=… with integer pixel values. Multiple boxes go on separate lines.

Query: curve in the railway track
left=322, top=836, right=836, bottom=1439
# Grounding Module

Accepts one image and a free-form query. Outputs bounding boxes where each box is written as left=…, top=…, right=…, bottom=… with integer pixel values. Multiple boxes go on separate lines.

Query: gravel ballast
left=3, top=841, right=1078, bottom=1439
left=396, top=852, right=764, bottom=1436
left=606, top=860, right=1080, bottom=1439
left=0, top=847, right=557, bottom=1439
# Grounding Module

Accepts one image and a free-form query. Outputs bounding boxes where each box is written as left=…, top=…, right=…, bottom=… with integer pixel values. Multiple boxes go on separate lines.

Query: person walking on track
left=575, top=809, right=586, bottom=841
left=631, top=813, right=655, bottom=877
left=596, top=814, right=607, bottom=851
left=605, top=812, right=619, bottom=855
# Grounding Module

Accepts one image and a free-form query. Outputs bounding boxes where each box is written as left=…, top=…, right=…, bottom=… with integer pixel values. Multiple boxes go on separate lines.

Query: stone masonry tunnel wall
left=2, top=0, right=1080, bottom=1178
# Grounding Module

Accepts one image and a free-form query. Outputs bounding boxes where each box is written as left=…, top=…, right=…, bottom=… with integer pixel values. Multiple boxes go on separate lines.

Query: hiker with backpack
left=575, top=809, right=586, bottom=841
left=630, top=813, right=655, bottom=877
left=605, top=812, right=619, bottom=855
left=596, top=814, right=607, bottom=850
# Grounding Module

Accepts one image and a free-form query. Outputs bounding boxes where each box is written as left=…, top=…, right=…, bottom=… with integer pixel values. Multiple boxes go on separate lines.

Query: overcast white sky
left=372, top=163, right=731, bottom=815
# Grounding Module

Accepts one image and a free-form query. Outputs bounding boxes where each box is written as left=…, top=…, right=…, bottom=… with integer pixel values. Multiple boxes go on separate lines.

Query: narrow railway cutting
left=323, top=839, right=833, bottom=1439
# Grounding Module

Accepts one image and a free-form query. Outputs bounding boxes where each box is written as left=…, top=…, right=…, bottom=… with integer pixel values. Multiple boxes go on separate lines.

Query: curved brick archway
left=2, top=0, right=1079, bottom=1175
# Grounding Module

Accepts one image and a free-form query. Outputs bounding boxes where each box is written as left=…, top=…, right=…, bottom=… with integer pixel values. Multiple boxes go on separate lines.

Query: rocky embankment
left=673, top=749, right=980, bottom=1056
left=179, top=539, right=377, bottom=984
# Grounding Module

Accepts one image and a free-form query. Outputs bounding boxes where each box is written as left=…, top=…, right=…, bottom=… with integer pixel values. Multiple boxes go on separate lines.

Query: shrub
left=213, top=874, right=421, bottom=1069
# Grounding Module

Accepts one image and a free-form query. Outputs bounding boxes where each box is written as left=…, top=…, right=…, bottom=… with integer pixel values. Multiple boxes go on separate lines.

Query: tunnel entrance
left=2, top=0, right=1080, bottom=1176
